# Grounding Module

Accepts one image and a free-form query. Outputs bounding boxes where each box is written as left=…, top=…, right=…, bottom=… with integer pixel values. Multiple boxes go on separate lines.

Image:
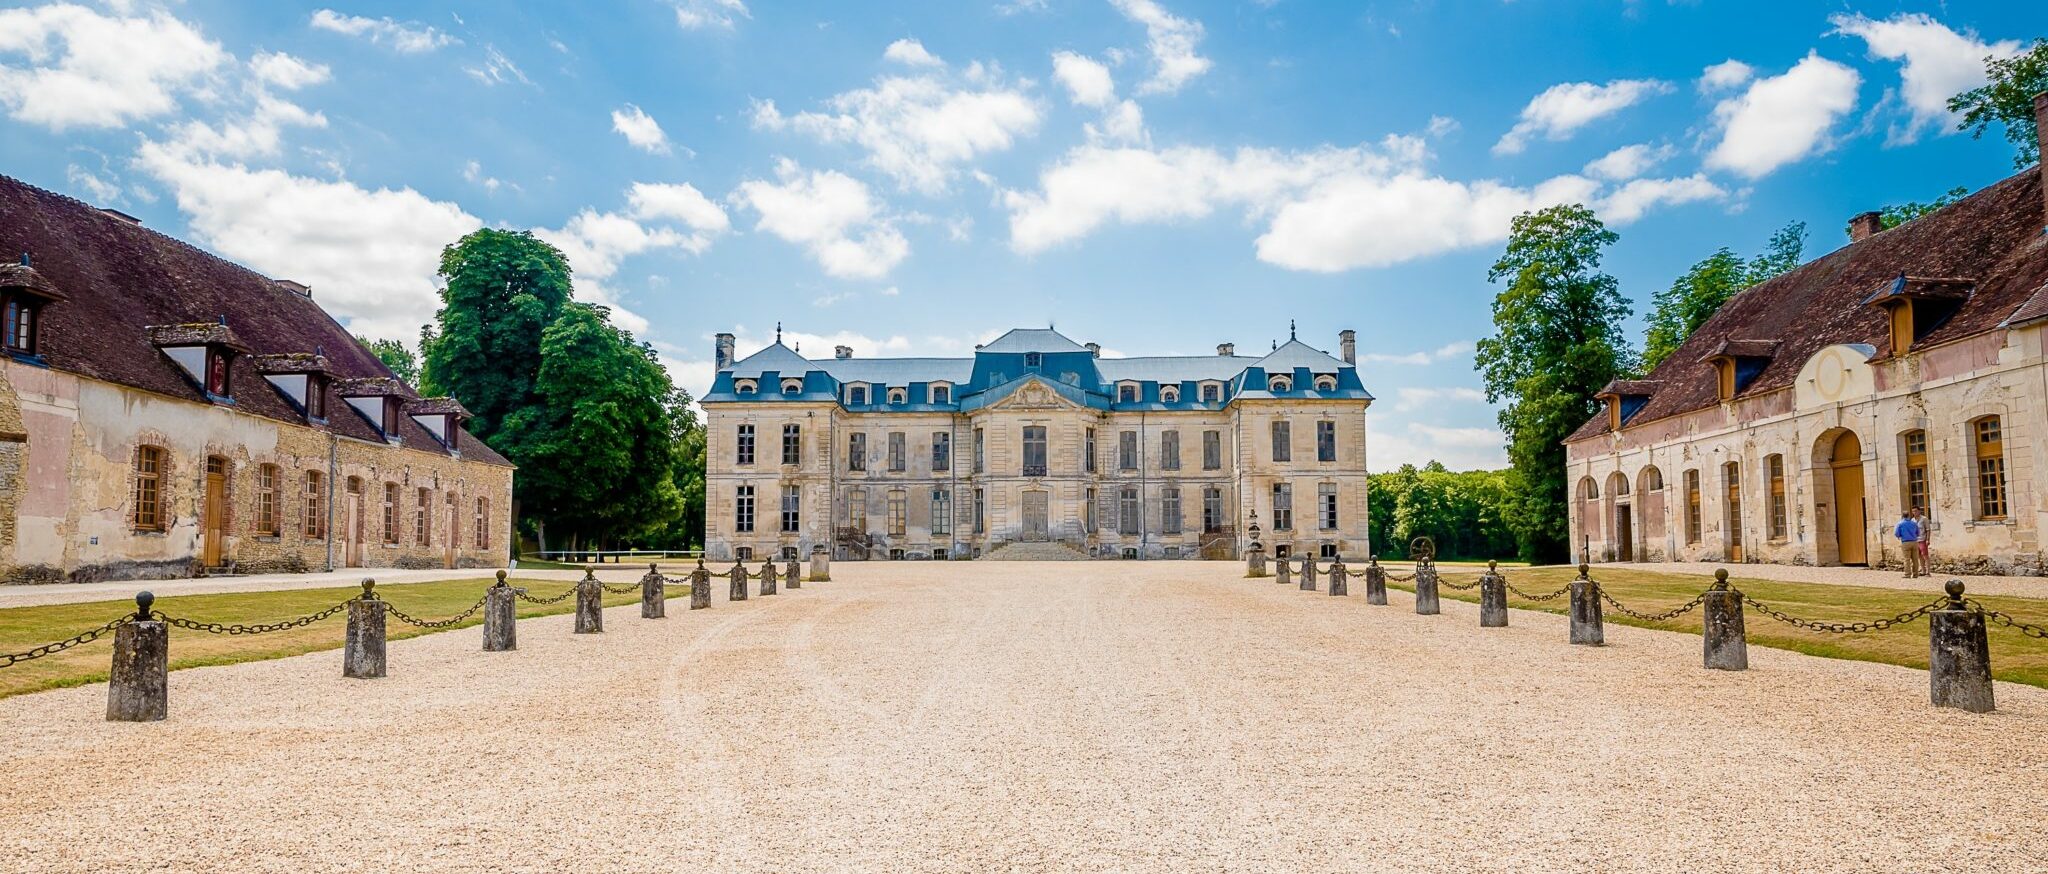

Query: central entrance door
left=1615, top=504, right=1633, bottom=562
left=202, top=456, right=227, bottom=567
left=1831, top=431, right=1868, bottom=565
left=1021, top=491, right=1049, bottom=542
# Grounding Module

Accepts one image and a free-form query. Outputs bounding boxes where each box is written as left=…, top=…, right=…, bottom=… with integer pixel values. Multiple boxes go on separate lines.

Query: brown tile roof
left=0, top=173, right=510, bottom=467
left=0, top=262, right=69, bottom=301
left=337, top=376, right=420, bottom=400
left=145, top=322, right=250, bottom=351
left=2005, top=280, right=2048, bottom=327
left=1596, top=379, right=1663, bottom=397
left=406, top=397, right=471, bottom=418
left=1860, top=275, right=1975, bottom=305
left=1570, top=165, right=2048, bottom=443
left=251, top=352, right=333, bottom=375
left=1698, top=338, right=1780, bottom=361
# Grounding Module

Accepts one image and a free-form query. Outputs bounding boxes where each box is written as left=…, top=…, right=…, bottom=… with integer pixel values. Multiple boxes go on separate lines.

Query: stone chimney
left=1847, top=211, right=1883, bottom=243
left=834, top=345, right=854, bottom=359
left=2035, top=91, right=2047, bottom=231
left=1084, top=342, right=1100, bottom=357
left=1217, top=343, right=1234, bottom=357
left=1339, top=329, right=1356, bottom=365
left=714, top=333, right=735, bottom=370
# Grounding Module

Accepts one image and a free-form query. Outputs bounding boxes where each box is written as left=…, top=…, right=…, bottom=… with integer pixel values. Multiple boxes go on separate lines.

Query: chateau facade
left=0, top=174, right=513, bottom=582
left=702, top=327, right=1373, bottom=561
left=1564, top=130, right=2048, bottom=574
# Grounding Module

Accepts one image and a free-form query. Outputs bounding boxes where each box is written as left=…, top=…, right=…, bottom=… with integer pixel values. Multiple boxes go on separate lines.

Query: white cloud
left=535, top=184, right=730, bottom=336
left=160, top=93, right=327, bottom=161
left=1361, top=340, right=1473, bottom=366
left=1705, top=53, right=1861, bottom=179
left=1829, top=13, right=2021, bottom=143
left=751, top=53, right=1040, bottom=194
left=1051, top=51, right=1116, bottom=107
left=1596, top=174, right=1726, bottom=223
left=464, top=45, right=530, bottom=86
left=248, top=51, right=330, bottom=90
left=461, top=159, right=507, bottom=193
left=1493, top=78, right=1671, bottom=155
left=309, top=9, right=457, bottom=53
left=733, top=159, right=909, bottom=279
left=1091, top=99, right=1147, bottom=144
left=1371, top=422, right=1507, bottom=471
left=1425, top=115, right=1459, bottom=138
left=611, top=104, right=672, bottom=154
left=0, top=4, right=226, bottom=131
left=1583, top=143, right=1671, bottom=181
left=626, top=181, right=731, bottom=234
left=1391, top=386, right=1487, bottom=412
left=673, top=0, right=749, bottom=30
left=1697, top=59, right=1753, bottom=93
left=884, top=38, right=943, bottom=68
left=65, top=162, right=121, bottom=203
left=1110, top=0, right=1212, bottom=95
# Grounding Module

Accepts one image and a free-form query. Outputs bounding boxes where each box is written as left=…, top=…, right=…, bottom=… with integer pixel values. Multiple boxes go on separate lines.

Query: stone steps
left=979, top=541, right=1092, bottom=561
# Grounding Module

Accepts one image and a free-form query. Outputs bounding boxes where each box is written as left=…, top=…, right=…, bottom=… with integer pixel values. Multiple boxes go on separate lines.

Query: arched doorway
left=1830, top=431, right=1867, bottom=566
left=1606, top=471, right=1633, bottom=562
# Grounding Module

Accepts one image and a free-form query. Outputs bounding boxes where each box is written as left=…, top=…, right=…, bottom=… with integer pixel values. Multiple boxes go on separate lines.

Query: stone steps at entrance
left=979, top=541, right=1092, bottom=561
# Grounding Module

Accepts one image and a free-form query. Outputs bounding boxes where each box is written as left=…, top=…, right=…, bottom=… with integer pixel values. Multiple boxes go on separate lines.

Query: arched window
left=1269, top=376, right=1292, bottom=392
left=1314, top=375, right=1337, bottom=391
left=1578, top=476, right=1599, bottom=501
left=1900, top=429, right=1929, bottom=516
left=132, top=445, right=165, bottom=531
left=734, top=379, right=757, bottom=395
left=1972, top=416, right=2007, bottom=519
left=1766, top=454, right=1787, bottom=540
left=781, top=378, right=802, bottom=395
left=1160, top=385, right=1179, bottom=403
left=887, top=387, right=907, bottom=405
left=1641, top=466, right=1663, bottom=491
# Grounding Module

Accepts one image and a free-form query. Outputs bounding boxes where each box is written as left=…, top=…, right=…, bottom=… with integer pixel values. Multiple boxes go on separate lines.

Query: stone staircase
left=979, top=541, right=1093, bottom=561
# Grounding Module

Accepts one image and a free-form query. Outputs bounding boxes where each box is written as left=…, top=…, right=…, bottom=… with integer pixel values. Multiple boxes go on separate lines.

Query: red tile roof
left=0, top=173, right=510, bottom=467
left=1570, top=165, right=2048, bottom=443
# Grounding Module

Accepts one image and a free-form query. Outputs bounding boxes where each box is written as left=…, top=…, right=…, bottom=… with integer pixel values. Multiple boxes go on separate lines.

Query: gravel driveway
left=1, top=561, right=2043, bottom=873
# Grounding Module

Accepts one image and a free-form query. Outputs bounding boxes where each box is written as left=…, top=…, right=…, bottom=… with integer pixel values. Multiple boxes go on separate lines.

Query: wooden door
left=445, top=493, right=458, bottom=568
left=1615, top=505, right=1633, bottom=562
left=1021, top=491, right=1049, bottom=542
left=344, top=478, right=364, bottom=567
left=1832, top=431, right=1868, bottom=566
left=202, top=457, right=226, bottom=566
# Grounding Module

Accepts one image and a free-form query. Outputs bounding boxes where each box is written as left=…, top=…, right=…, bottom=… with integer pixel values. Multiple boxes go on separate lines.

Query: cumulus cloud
left=536, top=183, right=732, bottom=335
left=751, top=52, right=1040, bottom=194
left=673, top=0, right=749, bottom=30
left=1596, top=174, right=1726, bottom=223
left=1829, top=13, right=2021, bottom=144
left=1361, top=340, right=1473, bottom=366
left=884, top=38, right=943, bottom=68
left=611, top=104, right=672, bottom=154
left=733, top=159, right=909, bottom=279
left=0, top=4, right=226, bottom=131
left=1111, top=0, right=1211, bottom=95
left=1583, top=143, right=1672, bottom=181
left=1493, top=78, right=1671, bottom=155
left=1704, top=53, right=1861, bottom=179
left=309, top=9, right=457, bottom=53
left=248, top=51, right=330, bottom=91
left=1051, top=51, right=1116, bottom=107
left=1697, top=59, right=1753, bottom=93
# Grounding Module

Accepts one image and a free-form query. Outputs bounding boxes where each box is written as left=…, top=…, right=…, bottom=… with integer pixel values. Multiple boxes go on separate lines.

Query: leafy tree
left=1639, top=221, right=1806, bottom=371
left=356, top=335, right=419, bottom=384
left=420, top=229, right=575, bottom=441
left=1878, top=186, right=1970, bottom=231
left=1476, top=204, right=1633, bottom=563
left=1368, top=462, right=1516, bottom=561
left=1949, top=38, right=2048, bottom=169
left=646, top=387, right=707, bottom=549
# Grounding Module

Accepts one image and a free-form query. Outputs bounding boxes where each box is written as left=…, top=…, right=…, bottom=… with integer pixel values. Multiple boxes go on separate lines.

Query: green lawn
left=1388, top=565, right=2048, bottom=688
left=0, top=578, right=670, bottom=699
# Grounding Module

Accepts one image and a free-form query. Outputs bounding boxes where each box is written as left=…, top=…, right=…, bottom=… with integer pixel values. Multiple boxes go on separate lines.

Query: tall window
left=1902, top=429, right=1929, bottom=515
left=1684, top=469, right=1701, bottom=544
left=1766, top=455, right=1787, bottom=540
left=1084, top=428, right=1097, bottom=473
left=206, top=350, right=231, bottom=397
left=1974, top=416, right=2007, bottom=519
left=1272, top=483, right=1293, bottom=531
left=1022, top=426, right=1048, bottom=476
left=932, top=432, right=950, bottom=471
left=848, top=385, right=868, bottom=405
left=1200, top=383, right=1220, bottom=403
left=474, top=497, right=490, bottom=549
left=887, top=490, right=907, bottom=536
left=781, top=485, right=801, bottom=533
left=1202, top=430, right=1221, bottom=470
left=1723, top=462, right=1743, bottom=553
left=132, top=445, right=165, bottom=531
left=973, top=488, right=985, bottom=533
left=1160, top=430, right=1180, bottom=471
left=1271, top=420, right=1291, bottom=462
left=416, top=487, right=431, bottom=546
left=931, top=384, right=951, bottom=404
left=1118, top=431, right=1138, bottom=470
left=1317, top=421, right=1336, bottom=462
left=1118, top=384, right=1138, bottom=403
left=1161, top=487, right=1183, bottom=535
left=383, top=482, right=400, bottom=544
left=931, top=488, right=951, bottom=536
left=1119, top=487, right=1140, bottom=535
left=2, top=295, right=39, bottom=354
left=848, top=432, right=867, bottom=472
left=782, top=425, right=801, bottom=466
left=848, top=488, right=867, bottom=531
left=1319, top=483, right=1339, bottom=530
left=1202, top=487, right=1223, bottom=533
left=888, top=432, right=907, bottom=472
left=973, top=428, right=985, bottom=473
left=736, top=424, right=755, bottom=466
left=256, top=464, right=280, bottom=536
left=1084, top=487, right=1097, bottom=533
left=304, top=470, right=326, bottom=539
left=735, top=485, right=755, bottom=533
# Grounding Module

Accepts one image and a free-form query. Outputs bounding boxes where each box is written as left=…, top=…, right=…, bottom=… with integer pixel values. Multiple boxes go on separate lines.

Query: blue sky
left=1, top=1, right=2039, bottom=470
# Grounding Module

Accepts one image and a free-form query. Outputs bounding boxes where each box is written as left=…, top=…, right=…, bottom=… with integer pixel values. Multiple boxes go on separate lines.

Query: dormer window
left=781, top=378, right=803, bottom=395
left=734, top=378, right=758, bottom=395
left=1024, top=352, right=1042, bottom=369
left=1200, top=382, right=1221, bottom=403
left=147, top=321, right=250, bottom=403
left=1117, top=383, right=1139, bottom=403
left=1698, top=340, right=1777, bottom=402
left=1595, top=379, right=1661, bottom=431
left=1269, top=375, right=1292, bottom=392
left=847, top=384, right=869, bottom=405
left=887, top=387, right=908, bottom=405
left=407, top=397, right=471, bottom=454
left=1314, top=375, right=1337, bottom=391
left=255, top=353, right=333, bottom=422
left=1864, top=275, right=1972, bottom=357
left=930, top=383, right=952, bottom=404
left=2, top=296, right=37, bottom=355
left=1160, top=385, right=1179, bottom=403
left=0, top=258, right=65, bottom=360
left=338, top=377, right=419, bottom=442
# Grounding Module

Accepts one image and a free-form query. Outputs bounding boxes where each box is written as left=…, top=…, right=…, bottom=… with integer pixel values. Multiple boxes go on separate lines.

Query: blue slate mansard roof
left=703, top=327, right=1374, bottom=411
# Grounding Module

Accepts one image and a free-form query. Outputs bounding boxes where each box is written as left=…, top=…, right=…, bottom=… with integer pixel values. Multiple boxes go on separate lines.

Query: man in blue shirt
left=1894, top=511, right=1923, bottom=577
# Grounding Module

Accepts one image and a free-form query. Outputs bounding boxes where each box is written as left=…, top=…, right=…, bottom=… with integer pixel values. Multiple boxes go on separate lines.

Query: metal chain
left=1742, top=595, right=1948, bottom=634
left=383, top=594, right=490, bottom=629
left=157, top=598, right=354, bottom=635
left=1436, top=576, right=1480, bottom=592
left=598, top=582, right=642, bottom=595
left=1965, top=600, right=2048, bottom=640
left=1504, top=580, right=1571, bottom=602
left=0, top=614, right=136, bottom=668
left=1597, top=588, right=1706, bottom=623
left=1385, top=572, right=1417, bottom=582
left=514, top=586, right=580, bottom=606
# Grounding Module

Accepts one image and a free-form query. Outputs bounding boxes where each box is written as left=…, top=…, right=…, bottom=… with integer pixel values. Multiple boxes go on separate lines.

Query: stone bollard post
left=1479, top=560, right=1507, bottom=628
left=1413, top=561, right=1440, bottom=615
left=760, top=560, right=779, bottom=596
left=574, top=570, right=603, bottom=634
left=786, top=556, right=802, bottom=589
left=483, top=570, right=517, bottom=652
left=730, top=561, right=750, bottom=602
left=107, top=592, right=168, bottom=722
left=1364, top=558, right=1388, bottom=605
left=1300, top=557, right=1318, bottom=592
left=1701, top=568, right=1747, bottom=670
left=1276, top=556, right=1293, bottom=587
left=689, top=559, right=713, bottom=609
left=1929, top=580, right=1994, bottom=713
left=1329, top=559, right=1348, bottom=596
left=809, top=545, right=831, bottom=582
left=1568, top=564, right=1604, bottom=646
left=1246, top=543, right=1267, bottom=578
left=641, top=563, right=666, bottom=619
left=344, top=579, right=387, bottom=678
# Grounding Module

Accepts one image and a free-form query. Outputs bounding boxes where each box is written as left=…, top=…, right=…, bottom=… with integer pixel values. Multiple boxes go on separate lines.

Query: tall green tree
left=1476, top=204, right=1633, bottom=563
left=1879, top=186, right=1970, bottom=231
left=356, top=335, right=419, bottom=384
left=1367, top=462, right=1516, bottom=561
left=420, top=229, right=575, bottom=441
left=1639, top=221, right=1806, bottom=371
left=1949, top=38, right=2048, bottom=169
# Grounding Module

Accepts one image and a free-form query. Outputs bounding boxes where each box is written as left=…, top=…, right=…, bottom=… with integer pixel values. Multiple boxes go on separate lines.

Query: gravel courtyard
left=2, top=562, right=2044, bottom=873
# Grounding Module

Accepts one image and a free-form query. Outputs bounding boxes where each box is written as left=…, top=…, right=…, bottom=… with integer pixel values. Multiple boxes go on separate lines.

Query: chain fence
left=1740, top=595, right=1949, bottom=634
left=0, top=614, right=136, bottom=668
left=156, top=599, right=354, bottom=636
left=384, top=594, right=492, bottom=630
left=1970, top=600, right=2048, bottom=640
left=1597, top=588, right=1707, bottom=623
left=1502, top=580, right=1572, bottom=602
